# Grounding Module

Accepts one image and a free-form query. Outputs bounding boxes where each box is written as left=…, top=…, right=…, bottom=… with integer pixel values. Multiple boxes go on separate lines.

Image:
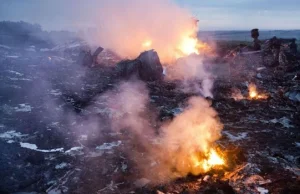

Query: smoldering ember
left=0, top=5, right=300, bottom=194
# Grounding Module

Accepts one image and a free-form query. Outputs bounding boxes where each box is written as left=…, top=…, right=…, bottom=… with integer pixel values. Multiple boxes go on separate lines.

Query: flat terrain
left=0, top=43, right=299, bottom=194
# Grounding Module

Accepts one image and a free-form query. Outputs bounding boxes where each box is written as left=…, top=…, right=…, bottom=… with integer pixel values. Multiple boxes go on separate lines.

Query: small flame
left=248, top=83, right=268, bottom=99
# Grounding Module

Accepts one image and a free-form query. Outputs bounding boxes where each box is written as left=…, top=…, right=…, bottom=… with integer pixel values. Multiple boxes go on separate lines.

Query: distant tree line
left=0, top=21, right=80, bottom=48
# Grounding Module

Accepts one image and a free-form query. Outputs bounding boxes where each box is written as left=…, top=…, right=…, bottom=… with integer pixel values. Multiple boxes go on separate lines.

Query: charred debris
left=0, top=28, right=299, bottom=194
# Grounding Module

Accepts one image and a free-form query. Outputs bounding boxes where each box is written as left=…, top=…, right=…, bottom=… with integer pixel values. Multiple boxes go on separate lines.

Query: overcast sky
left=0, top=0, right=300, bottom=31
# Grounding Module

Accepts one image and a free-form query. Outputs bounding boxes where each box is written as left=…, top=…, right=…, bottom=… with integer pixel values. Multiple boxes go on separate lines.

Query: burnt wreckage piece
left=251, top=28, right=261, bottom=51
left=80, top=46, right=104, bottom=67
left=116, top=49, right=163, bottom=81
left=262, top=36, right=298, bottom=67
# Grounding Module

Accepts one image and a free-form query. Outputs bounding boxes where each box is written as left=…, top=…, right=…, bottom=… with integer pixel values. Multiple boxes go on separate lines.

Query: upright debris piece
left=92, top=46, right=104, bottom=65
left=251, top=28, right=261, bottom=51
left=116, top=50, right=163, bottom=81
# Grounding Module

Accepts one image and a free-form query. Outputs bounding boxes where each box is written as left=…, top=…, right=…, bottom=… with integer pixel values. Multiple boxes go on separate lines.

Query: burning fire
left=177, top=36, right=199, bottom=56
left=175, top=36, right=214, bottom=59
left=190, top=148, right=225, bottom=175
left=138, top=18, right=213, bottom=61
left=141, top=35, right=212, bottom=60
left=248, top=83, right=268, bottom=99
left=176, top=36, right=213, bottom=58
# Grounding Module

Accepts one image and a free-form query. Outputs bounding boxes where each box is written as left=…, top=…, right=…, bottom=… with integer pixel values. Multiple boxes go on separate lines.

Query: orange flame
left=190, top=148, right=225, bottom=175
left=248, top=83, right=268, bottom=100
left=177, top=36, right=199, bottom=56
left=137, top=18, right=214, bottom=62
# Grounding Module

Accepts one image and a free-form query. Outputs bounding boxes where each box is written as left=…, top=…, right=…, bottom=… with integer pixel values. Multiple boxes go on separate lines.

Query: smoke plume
left=103, top=79, right=223, bottom=183
left=84, top=0, right=196, bottom=63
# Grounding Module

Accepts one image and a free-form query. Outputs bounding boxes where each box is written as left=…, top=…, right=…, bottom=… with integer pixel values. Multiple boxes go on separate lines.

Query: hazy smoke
left=84, top=0, right=195, bottom=63
left=106, top=80, right=154, bottom=138
left=166, top=54, right=214, bottom=97
left=103, top=79, right=223, bottom=183
left=153, top=97, right=223, bottom=180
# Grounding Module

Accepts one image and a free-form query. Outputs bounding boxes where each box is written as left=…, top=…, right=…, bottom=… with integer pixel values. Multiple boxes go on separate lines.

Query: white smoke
left=102, top=79, right=222, bottom=183
left=166, top=54, right=214, bottom=97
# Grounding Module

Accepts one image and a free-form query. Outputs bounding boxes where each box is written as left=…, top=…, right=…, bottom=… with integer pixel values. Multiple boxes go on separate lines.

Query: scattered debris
left=55, top=163, right=69, bottom=170
left=14, top=104, right=32, bottom=112
left=96, top=141, right=122, bottom=150
left=223, top=131, right=248, bottom=141
left=0, top=130, right=28, bottom=139
left=20, top=142, right=64, bottom=153
left=270, top=117, right=294, bottom=128
left=257, top=186, right=269, bottom=194
left=65, top=146, right=84, bottom=156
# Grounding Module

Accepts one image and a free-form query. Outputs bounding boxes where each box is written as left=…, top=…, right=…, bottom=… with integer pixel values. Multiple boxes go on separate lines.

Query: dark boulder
left=137, top=50, right=163, bottom=81
left=116, top=50, right=163, bottom=81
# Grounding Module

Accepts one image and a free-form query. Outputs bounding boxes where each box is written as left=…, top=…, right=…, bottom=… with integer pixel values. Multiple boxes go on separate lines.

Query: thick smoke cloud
left=84, top=0, right=195, bottom=63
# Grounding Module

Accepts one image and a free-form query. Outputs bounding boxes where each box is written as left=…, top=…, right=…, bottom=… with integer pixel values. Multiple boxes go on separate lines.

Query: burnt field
left=0, top=40, right=300, bottom=194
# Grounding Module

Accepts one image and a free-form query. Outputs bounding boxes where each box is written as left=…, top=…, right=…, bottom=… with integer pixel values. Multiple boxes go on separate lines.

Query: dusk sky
left=1, top=0, right=300, bottom=31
